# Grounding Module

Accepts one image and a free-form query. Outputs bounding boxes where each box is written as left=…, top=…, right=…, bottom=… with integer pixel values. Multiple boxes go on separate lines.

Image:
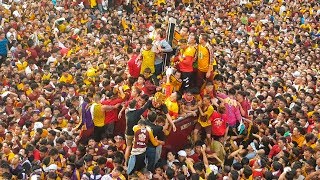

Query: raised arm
left=166, top=113, right=177, bottom=132
left=159, top=41, right=173, bottom=53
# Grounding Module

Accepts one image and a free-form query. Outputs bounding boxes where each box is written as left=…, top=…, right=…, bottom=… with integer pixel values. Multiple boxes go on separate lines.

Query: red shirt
left=102, top=98, right=123, bottom=124
left=33, top=149, right=41, bottom=161
left=26, top=48, right=38, bottom=60
left=268, top=145, right=281, bottom=159
left=210, top=112, right=227, bottom=136
left=187, top=153, right=200, bottom=163
left=63, top=145, right=77, bottom=157
left=128, top=54, right=141, bottom=78
left=240, top=99, right=251, bottom=118
left=177, top=55, right=194, bottom=72
left=252, top=168, right=264, bottom=178
left=28, top=92, right=40, bottom=101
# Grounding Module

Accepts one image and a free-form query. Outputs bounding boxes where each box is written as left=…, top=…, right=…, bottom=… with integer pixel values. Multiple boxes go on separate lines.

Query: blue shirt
left=0, top=38, right=8, bottom=55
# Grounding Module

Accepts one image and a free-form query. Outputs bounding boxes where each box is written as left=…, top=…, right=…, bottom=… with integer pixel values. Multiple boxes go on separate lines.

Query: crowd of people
left=0, top=0, right=320, bottom=179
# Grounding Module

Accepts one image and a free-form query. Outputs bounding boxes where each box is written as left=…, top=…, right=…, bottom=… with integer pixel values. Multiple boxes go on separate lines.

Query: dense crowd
left=0, top=0, right=320, bottom=179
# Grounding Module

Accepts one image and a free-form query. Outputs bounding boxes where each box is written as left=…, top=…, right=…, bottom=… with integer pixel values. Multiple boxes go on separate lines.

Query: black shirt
left=145, top=120, right=165, bottom=148
left=147, top=103, right=168, bottom=115
left=125, top=100, right=151, bottom=136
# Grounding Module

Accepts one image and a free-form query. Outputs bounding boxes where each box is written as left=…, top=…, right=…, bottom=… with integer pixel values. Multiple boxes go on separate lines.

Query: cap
left=44, top=164, right=57, bottom=172
left=48, top=164, right=57, bottom=171
left=209, top=164, right=219, bottom=175
left=292, top=71, right=301, bottom=77
left=177, top=150, right=187, bottom=157
left=34, top=122, right=43, bottom=131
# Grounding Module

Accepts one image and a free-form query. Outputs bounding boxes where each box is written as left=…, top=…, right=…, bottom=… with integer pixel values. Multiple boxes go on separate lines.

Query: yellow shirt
left=184, top=45, right=197, bottom=57
left=292, top=135, right=305, bottom=147
left=170, top=75, right=182, bottom=92
left=58, top=119, right=68, bottom=128
left=91, top=103, right=105, bottom=127
left=16, top=61, right=28, bottom=71
left=140, top=49, right=155, bottom=74
left=198, top=105, right=214, bottom=127
left=25, top=88, right=33, bottom=96
left=42, top=73, right=51, bottom=81
left=90, top=0, right=97, bottom=8
left=86, top=68, right=97, bottom=77
left=6, top=152, right=15, bottom=162
left=59, top=74, right=74, bottom=84
left=121, top=18, right=129, bottom=30
left=17, top=83, right=24, bottom=91
left=165, top=98, right=179, bottom=120
left=198, top=44, right=211, bottom=72
left=30, top=129, right=49, bottom=138
left=156, top=0, right=166, bottom=6
left=58, top=24, right=67, bottom=33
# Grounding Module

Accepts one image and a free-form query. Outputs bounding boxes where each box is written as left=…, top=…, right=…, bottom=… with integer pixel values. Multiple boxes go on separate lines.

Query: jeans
left=127, top=152, right=146, bottom=175
left=155, top=145, right=162, bottom=165
left=155, top=62, right=163, bottom=76
left=97, top=4, right=103, bottom=12
left=105, top=122, right=115, bottom=138
left=146, top=146, right=156, bottom=172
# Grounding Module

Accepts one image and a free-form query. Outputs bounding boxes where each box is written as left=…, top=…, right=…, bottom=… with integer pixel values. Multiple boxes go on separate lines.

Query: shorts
left=195, top=122, right=212, bottom=135
left=126, top=135, right=134, bottom=147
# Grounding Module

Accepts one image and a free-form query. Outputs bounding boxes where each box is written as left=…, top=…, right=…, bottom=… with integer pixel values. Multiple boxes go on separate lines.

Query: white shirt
left=47, top=56, right=56, bottom=65
left=25, top=65, right=39, bottom=75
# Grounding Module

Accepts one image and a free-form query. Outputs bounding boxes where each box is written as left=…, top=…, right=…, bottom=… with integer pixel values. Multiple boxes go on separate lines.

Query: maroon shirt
left=133, top=128, right=150, bottom=149
left=240, top=99, right=251, bottom=118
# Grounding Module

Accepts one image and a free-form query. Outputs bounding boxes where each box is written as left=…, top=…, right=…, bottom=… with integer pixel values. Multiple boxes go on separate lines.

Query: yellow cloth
left=58, top=119, right=68, bottom=128
left=25, top=88, right=33, bottom=96
left=90, top=0, right=97, bottom=8
left=184, top=46, right=197, bottom=57
left=140, top=49, right=155, bottom=74
left=59, top=74, right=74, bottom=84
left=58, top=24, right=67, bottom=33
left=199, top=167, right=212, bottom=180
left=42, top=73, right=51, bottom=81
left=44, top=39, right=52, bottom=46
left=156, top=0, right=166, bottom=6
left=16, top=61, right=28, bottom=71
left=165, top=98, right=179, bottom=119
left=170, top=75, right=182, bottom=92
left=30, top=129, right=49, bottom=138
left=198, top=44, right=210, bottom=72
left=6, top=152, right=15, bottom=162
left=292, top=135, right=305, bottom=147
left=87, top=68, right=97, bottom=77
left=91, top=103, right=105, bottom=127
left=198, top=105, right=214, bottom=127
left=121, top=18, right=129, bottom=30
left=17, top=83, right=24, bottom=91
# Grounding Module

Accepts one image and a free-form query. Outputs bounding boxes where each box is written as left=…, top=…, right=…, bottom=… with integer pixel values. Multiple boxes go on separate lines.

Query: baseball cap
left=177, top=150, right=187, bottom=157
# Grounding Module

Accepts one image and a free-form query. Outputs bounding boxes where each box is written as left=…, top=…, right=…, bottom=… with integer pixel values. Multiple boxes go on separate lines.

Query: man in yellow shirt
left=140, top=39, right=156, bottom=74
left=2, top=142, right=15, bottom=162
left=194, top=95, right=214, bottom=143
left=197, top=34, right=216, bottom=89
left=292, top=127, right=305, bottom=147
left=59, top=71, right=74, bottom=84
left=57, top=114, right=68, bottom=129
left=90, top=94, right=120, bottom=142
